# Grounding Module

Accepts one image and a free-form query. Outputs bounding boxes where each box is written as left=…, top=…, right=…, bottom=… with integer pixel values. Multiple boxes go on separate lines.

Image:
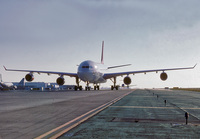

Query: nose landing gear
left=84, top=82, right=100, bottom=91
left=94, top=85, right=100, bottom=90
left=85, top=81, right=90, bottom=91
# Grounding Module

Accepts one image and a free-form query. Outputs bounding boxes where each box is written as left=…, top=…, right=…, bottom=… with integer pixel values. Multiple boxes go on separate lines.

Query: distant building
left=13, top=78, right=75, bottom=91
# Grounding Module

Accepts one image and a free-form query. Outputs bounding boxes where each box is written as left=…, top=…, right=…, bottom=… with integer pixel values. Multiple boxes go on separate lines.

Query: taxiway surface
left=60, top=89, right=200, bottom=138
left=1, top=89, right=200, bottom=139
left=0, top=90, right=131, bottom=139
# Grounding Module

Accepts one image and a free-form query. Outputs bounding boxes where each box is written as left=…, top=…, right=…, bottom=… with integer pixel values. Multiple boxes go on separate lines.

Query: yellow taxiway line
left=35, top=91, right=133, bottom=139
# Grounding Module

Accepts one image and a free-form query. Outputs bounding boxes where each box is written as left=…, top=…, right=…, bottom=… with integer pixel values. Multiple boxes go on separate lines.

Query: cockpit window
left=82, top=66, right=90, bottom=68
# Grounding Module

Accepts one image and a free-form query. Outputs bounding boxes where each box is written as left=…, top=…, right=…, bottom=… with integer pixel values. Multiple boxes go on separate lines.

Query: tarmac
left=59, top=89, right=200, bottom=139
left=1, top=89, right=200, bottom=139
left=0, top=90, right=131, bottom=139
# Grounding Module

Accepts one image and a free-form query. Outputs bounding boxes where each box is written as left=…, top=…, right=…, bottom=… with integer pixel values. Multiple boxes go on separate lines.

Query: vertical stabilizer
left=18, top=78, right=25, bottom=87
left=101, top=41, right=104, bottom=64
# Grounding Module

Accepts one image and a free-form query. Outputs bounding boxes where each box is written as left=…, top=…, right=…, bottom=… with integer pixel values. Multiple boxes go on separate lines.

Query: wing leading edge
left=103, top=64, right=197, bottom=79
left=3, top=66, right=78, bottom=78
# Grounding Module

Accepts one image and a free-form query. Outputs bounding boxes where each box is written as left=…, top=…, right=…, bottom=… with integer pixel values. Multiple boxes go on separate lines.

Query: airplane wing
left=3, top=66, right=78, bottom=78
left=103, top=64, right=197, bottom=79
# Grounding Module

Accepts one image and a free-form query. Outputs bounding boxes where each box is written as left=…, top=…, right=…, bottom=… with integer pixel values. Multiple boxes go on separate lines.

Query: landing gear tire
left=74, top=86, right=83, bottom=91
left=111, top=86, right=114, bottom=90
left=116, top=86, right=119, bottom=90
left=111, top=86, right=119, bottom=90
left=94, top=86, right=100, bottom=90
left=85, top=86, right=90, bottom=91
left=74, top=86, right=78, bottom=91
left=79, top=86, right=82, bottom=91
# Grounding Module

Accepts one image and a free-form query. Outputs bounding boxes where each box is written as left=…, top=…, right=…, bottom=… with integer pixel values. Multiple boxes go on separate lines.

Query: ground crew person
left=185, top=112, right=189, bottom=125
left=164, top=100, right=167, bottom=106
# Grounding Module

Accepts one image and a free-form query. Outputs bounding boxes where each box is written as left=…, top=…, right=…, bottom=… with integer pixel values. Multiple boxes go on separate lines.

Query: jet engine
left=160, top=72, right=168, bottom=81
left=25, top=73, right=34, bottom=82
left=56, top=77, right=65, bottom=85
left=123, top=76, right=131, bottom=85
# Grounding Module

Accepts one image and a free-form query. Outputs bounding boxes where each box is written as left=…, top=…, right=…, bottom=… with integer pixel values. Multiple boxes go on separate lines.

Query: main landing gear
left=110, top=77, right=119, bottom=90
left=111, top=85, right=119, bottom=90
left=74, top=77, right=82, bottom=91
left=74, top=86, right=82, bottom=91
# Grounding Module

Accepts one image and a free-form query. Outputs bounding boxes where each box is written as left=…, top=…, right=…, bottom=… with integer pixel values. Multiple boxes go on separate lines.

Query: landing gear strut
left=110, top=77, right=119, bottom=90
left=74, top=77, right=82, bottom=91
left=85, top=81, right=90, bottom=91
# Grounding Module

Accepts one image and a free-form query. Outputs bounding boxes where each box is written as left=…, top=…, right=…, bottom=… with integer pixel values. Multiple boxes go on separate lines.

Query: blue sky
left=0, top=0, right=200, bottom=88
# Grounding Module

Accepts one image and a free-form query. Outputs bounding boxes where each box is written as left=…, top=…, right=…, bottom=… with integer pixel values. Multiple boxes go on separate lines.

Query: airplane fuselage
left=77, top=60, right=107, bottom=84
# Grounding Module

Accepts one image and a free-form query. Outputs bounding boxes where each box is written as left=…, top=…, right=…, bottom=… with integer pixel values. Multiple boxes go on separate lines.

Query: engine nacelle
left=25, top=73, right=34, bottom=82
left=123, top=76, right=131, bottom=85
left=56, top=77, right=65, bottom=85
left=160, top=72, right=168, bottom=81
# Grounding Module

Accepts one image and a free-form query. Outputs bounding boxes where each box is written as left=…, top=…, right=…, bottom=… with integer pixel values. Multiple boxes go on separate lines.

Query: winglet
left=101, top=41, right=104, bottom=64
left=193, top=63, right=197, bottom=68
left=3, top=66, right=7, bottom=71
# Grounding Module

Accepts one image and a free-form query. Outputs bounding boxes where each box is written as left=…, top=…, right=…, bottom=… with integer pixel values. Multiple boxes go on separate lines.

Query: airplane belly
left=78, top=71, right=106, bottom=84
left=92, top=72, right=106, bottom=84
left=96, top=77, right=107, bottom=83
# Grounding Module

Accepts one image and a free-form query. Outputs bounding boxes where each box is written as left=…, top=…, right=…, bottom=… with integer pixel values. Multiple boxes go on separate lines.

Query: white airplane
left=4, top=41, right=196, bottom=91
left=0, top=82, right=15, bottom=91
left=0, top=74, right=16, bottom=90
